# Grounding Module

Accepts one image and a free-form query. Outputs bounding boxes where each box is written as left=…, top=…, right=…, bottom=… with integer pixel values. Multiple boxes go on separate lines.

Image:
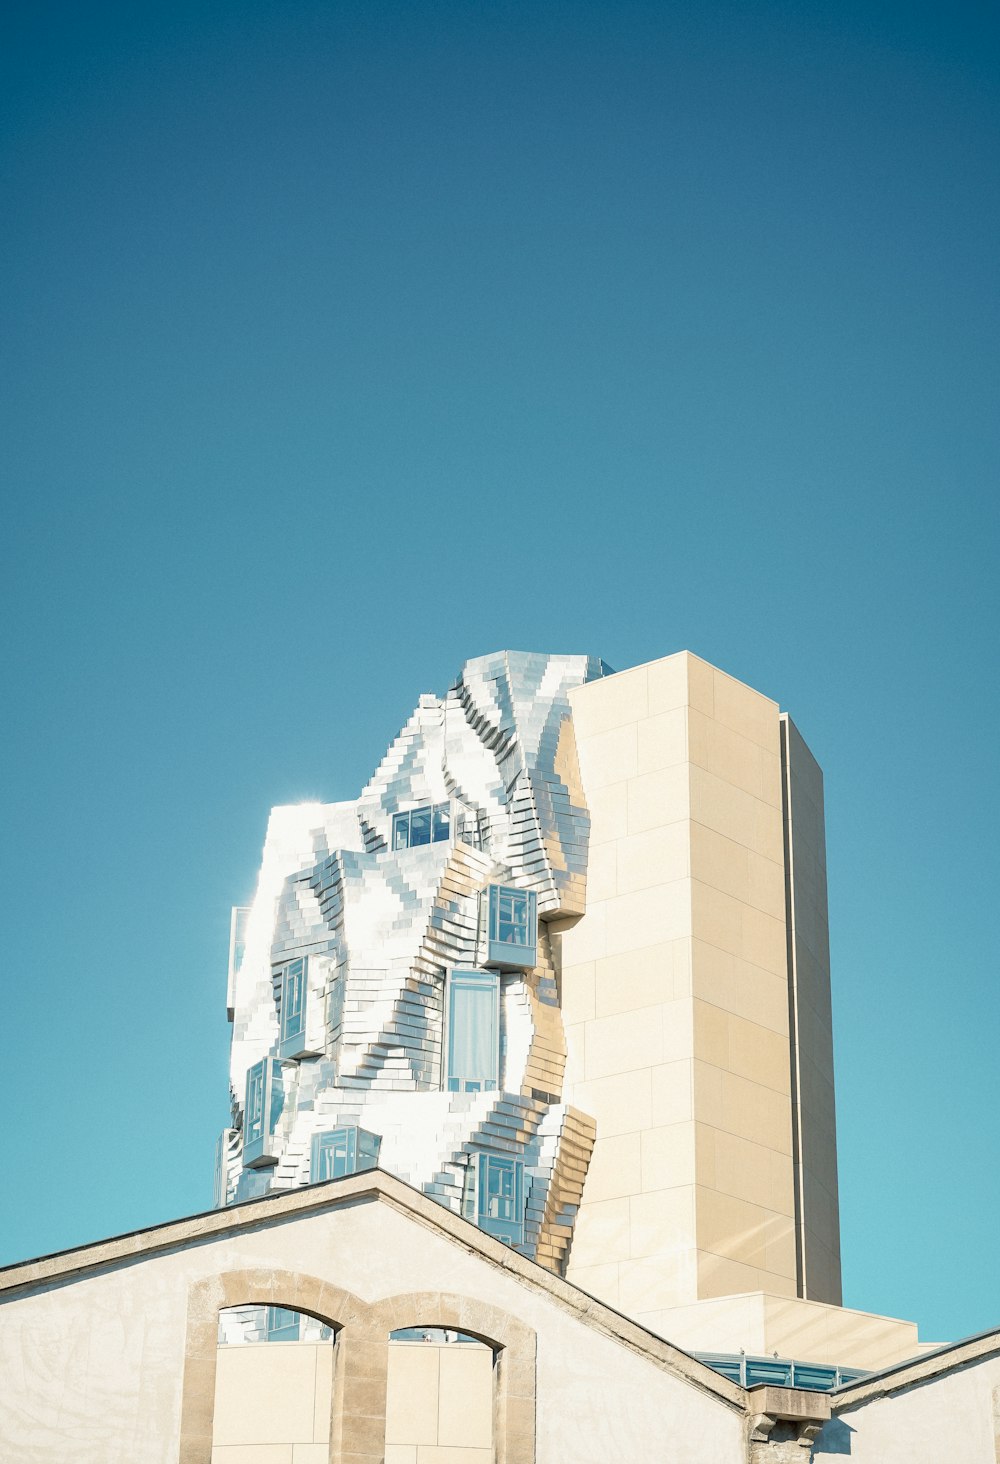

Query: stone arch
left=375, top=1291, right=536, bottom=1464
left=177, top=1268, right=372, bottom=1464
left=177, top=1274, right=536, bottom=1464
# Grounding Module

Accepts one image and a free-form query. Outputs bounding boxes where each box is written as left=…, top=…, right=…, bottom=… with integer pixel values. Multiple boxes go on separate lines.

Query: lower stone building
left=0, top=1170, right=997, bottom=1463
left=4, top=648, right=995, bottom=1459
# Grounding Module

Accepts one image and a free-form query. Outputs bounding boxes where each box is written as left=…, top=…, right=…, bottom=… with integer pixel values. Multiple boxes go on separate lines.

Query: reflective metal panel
left=220, top=651, right=606, bottom=1267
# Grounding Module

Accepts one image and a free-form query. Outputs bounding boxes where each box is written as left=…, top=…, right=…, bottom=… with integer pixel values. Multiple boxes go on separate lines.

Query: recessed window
left=278, top=957, right=316, bottom=1060
left=243, top=1057, right=283, bottom=1168
left=474, top=1153, right=525, bottom=1246
left=392, top=802, right=451, bottom=850
left=445, top=969, right=500, bottom=1092
left=310, top=1125, right=381, bottom=1182
left=485, top=885, right=537, bottom=969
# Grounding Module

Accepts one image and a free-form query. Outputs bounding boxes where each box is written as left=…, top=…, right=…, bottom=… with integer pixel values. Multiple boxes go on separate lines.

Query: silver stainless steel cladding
left=220, top=650, right=606, bottom=1266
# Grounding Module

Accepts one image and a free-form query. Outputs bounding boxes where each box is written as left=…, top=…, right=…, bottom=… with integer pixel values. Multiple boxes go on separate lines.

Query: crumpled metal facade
left=219, top=650, right=606, bottom=1272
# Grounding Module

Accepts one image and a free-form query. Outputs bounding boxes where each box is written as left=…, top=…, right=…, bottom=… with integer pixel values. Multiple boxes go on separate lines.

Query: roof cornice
left=0, top=1168, right=744, bottom=1409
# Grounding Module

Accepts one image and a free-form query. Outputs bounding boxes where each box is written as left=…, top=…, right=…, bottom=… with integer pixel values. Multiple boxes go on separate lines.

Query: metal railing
left=693, top=1351, right=870, bottom=1392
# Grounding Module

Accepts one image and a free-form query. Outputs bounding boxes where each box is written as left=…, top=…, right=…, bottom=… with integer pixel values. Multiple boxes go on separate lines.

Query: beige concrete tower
left=556, top=651, right=841, bottom=1339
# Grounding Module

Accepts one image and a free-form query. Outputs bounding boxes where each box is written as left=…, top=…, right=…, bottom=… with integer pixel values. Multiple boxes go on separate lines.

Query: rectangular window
left=227, top=906, right=251, bottom=1020
left=310, top=1126, right=381, bottom=1182
left=213, top=1129, right=235, bottom=1208
left=445, top=968, right=500, bottom=1092
left=266, top=1306, right=300, bottom=1342
left=476, top=1153, right=525, bottom=1245
left=234, top=1168, right=272, bottom=1203
left=278, top=957, right=314, bottom=1059
left=391, top=802, right=452, bottom=851
left=409, top=805, right=431, bottom=846
left=243, top=1058, right=283, bottom=1168
left=486, top=885, right=537, bottom=969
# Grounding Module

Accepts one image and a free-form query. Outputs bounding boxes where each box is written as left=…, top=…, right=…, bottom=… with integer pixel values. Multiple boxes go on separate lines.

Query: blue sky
left=1, top=0, right=997, bottom=1345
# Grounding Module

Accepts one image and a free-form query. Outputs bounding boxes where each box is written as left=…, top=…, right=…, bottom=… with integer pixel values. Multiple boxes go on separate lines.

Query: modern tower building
left=6, top=647, right=995, bottom=1464
left=217, top=651, right=608, bottom=1272
left=558, top=653, right=841, bottom=1333
left=215, top=647, right=918, bottom=1368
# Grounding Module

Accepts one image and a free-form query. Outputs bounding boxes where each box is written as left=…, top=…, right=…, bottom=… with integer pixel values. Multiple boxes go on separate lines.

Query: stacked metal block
left=219, top=651, right=606, bottom=1271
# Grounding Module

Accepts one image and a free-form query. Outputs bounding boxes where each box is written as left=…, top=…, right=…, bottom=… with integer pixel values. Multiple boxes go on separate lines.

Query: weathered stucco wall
left=816, top=1342, right=1000, bottom=1464
left=0, top=1177, right=744, bottom=1464
left=1, top=1175, right=997, bottom=1463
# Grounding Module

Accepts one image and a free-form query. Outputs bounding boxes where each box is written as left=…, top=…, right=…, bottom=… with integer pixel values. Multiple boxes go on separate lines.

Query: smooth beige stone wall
left=211, top=1337, right=492, bottom=1464
left=212, top=1341, right=334, bottom=1463
left=562, top=651, right=840, bottom=1319
left=649, top=1292, right=933, bottom=1371
left=384, top=1340, right=493, bottom=1464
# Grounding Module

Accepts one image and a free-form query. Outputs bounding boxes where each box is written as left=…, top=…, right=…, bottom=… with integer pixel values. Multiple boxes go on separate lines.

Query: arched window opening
left=213, top=1304, right=335, bottom=1457
left=385, top=1326, right=494, bottom=1464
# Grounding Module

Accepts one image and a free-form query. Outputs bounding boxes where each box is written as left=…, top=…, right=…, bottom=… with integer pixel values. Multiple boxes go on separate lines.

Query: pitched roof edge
left=833, top=1325, right=1000, bottom=1408
left=0, top=1168, right=744, bottom=1411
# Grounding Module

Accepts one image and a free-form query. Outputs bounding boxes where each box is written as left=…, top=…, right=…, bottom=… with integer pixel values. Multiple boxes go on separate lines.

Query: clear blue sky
left=2, top=0, right=997, bottom=1346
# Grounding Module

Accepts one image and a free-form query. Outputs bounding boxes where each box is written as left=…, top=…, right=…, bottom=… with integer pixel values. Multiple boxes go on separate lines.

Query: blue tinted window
left=234, top=1169, right=272, bottom=1202
left=312, top=1127, right=354, bottom=1180
left=310, top=1126, right=381, bottom=1182
left=280, top=959, right=306, bottom=1044
left=492, top=887, right=532, bottom=946
left=244, top=1058, right=283, bottom=1167
left=266, top=1306, right=300, bottom=1342
left=245, top=1062, right=266, bottom=1146
left=268, top=1064, right=284, bottom=1132
left=409, top=806, right=432, bottom=845
left=357, top=1128, right=381, bottom=1169
left=391, top=803, right=452, bottom=851
left=446, top=969, right=499, bottom=1092
left=486, top=886, right=537, bottom=969
left=476, top=1154, right=524, bottom=1244
left=229, top=906, right=250, bottom=979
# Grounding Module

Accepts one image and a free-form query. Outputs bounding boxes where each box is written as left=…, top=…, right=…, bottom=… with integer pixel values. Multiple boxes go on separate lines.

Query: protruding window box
left=474, top=1152, right=525, bottom=1246
left=485, top=885, right=537, bottom=970
left=277, top=956, right=320, bottom=1060
left=234, top=1168, right=272, bottom=1203
left=310, top=1125, right=381, bottom=1182
left=243, top=1057, right=283, bottom=1168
